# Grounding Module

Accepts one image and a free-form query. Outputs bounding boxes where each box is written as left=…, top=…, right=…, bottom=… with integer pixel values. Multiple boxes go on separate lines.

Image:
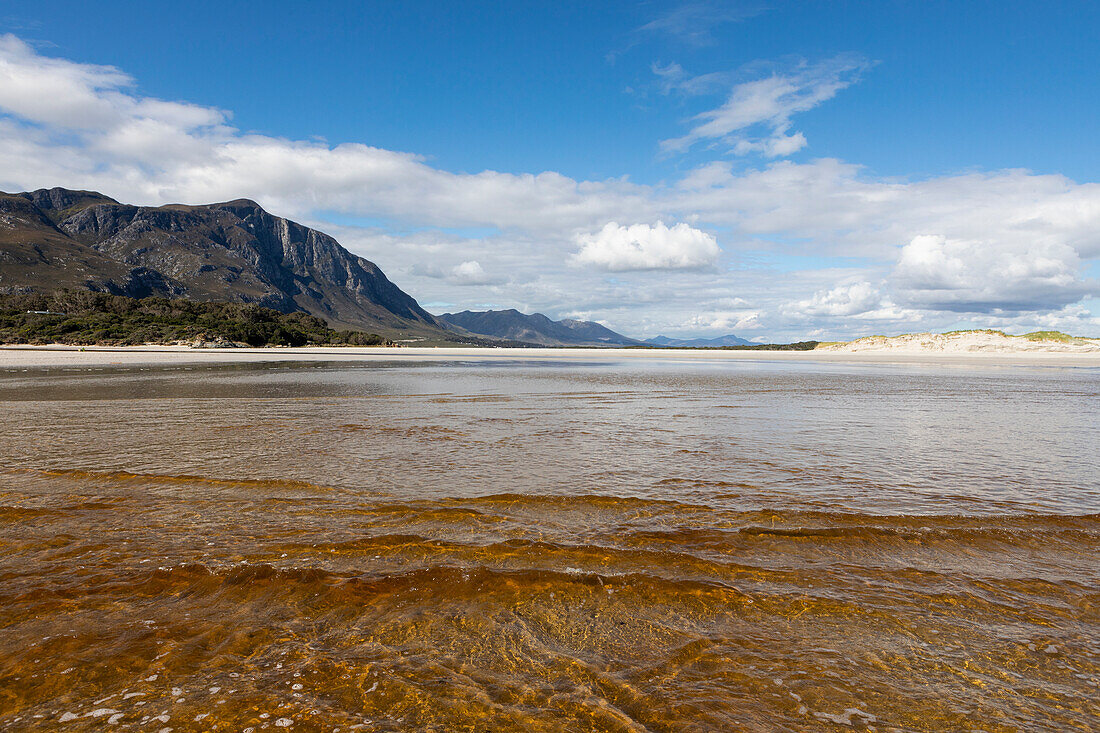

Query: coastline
left=3, top=343, right=1099, bottom=369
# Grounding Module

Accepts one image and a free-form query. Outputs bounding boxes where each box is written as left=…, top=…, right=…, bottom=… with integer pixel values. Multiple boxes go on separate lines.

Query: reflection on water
left=0, top=359, right=1097, bottom=731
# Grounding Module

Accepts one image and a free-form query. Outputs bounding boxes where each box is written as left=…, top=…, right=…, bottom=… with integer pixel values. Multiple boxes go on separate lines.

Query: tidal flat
left=0, top=354, right=1097, bottom=731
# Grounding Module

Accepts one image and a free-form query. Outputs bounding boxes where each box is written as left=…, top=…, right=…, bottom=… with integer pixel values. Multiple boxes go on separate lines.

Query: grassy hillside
left=0, top=291, right=389, bottom=347
left=932, top=329, right=1093, bottom=343
left=1019, top=330, right=1081, bottom=343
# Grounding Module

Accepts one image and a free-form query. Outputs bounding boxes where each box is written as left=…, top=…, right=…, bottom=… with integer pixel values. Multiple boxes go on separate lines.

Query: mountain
left=643, top=334, right=754, bottom=348
left=0, top=187, right=446, bottom=336
left=438, top=309, right=639, bottom=347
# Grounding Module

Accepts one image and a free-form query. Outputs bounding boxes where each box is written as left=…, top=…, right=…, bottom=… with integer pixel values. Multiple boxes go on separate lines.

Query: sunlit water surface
left=0, top=357, right=1097, bottom=731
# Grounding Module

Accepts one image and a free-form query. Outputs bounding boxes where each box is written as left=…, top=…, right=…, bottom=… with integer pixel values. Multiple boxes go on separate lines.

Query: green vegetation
left=1021, top=330, right=1076, bottom=343
left=0, top=291, right=389, bottom=347
left=719, top=341, right=820, bottom=351
left=941, top=328, right=1087, bottom=343
left=627, top=340, right=819, bottom=351
left=944, top=329, right=1005, bottom=336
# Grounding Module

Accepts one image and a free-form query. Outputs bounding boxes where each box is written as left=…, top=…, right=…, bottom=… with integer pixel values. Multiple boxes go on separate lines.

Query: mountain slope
left=439, top=309, right=638, bottom=347
left=643, top=334, right=753, bottom=347
left=0, top=188, right=444, bottom=335
left=0, top=191, right=133, bottom=291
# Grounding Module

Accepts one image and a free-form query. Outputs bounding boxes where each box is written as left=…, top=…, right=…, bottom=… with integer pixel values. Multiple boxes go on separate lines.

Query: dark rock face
left=439, top=309, right=639, bottom=347
left=0, top=188, right=442, bottom=333
left=109, top=267, right=190, bottom=299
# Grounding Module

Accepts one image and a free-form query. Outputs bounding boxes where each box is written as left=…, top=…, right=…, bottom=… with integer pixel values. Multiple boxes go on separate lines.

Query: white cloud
left=570, top=221, right=719, bottom=271
left=449, top=260, right=500, bottom=286
left=0, top=34, right=131, bottom=129
left=406, top=254, right=507, bottom=286
left=783, top=281, right=918, bottom=321
left=662, top=56, right=869, bottom=155
left=893, top=234, right=1090, bottom=312
left=0, top=34, right=226, bottom=136
left=788, top=282, right=885, bottom=317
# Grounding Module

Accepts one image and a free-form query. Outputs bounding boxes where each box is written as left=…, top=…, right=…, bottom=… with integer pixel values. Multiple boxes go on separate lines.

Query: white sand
left=2, top=343, right=1098, bottom=369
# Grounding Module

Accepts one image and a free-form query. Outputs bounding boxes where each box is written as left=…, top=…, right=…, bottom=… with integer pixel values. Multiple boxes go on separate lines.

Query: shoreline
left=3, top=344, right=1099, bottom=369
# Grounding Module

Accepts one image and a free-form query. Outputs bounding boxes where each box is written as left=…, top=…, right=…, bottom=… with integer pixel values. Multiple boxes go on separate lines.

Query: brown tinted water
left=0, top=358, right=1097, bottom=731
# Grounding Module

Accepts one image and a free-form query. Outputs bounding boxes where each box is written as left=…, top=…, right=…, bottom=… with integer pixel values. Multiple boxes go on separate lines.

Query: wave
left=0, top=465, right=334, bottom=492
left=10, top=464, right=1099, bottom=521
left=0, top=504, right=64, bottom=518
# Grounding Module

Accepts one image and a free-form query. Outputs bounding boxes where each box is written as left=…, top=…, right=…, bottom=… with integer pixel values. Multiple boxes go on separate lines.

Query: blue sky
left=2, top=1, right=1098, bottom=339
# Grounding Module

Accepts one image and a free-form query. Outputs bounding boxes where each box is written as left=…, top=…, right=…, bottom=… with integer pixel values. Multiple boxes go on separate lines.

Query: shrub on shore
left=0, top=291, right=389, bottom=347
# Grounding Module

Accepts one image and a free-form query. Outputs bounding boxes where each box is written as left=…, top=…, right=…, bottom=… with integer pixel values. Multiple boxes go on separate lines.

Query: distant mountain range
left=641, top=334, right=754, bottom=348
left=437, top=310, right=756, bottom=348
left=438, top=309, right=640, bottom=347
left=0, top=187, right=446, bottom=337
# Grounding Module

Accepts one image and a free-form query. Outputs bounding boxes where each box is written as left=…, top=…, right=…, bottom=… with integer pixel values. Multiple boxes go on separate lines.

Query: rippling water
left=1, top=357, right=1097, bottom=731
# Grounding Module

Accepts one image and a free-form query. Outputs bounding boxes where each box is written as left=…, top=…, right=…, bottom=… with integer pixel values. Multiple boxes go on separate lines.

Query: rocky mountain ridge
left=0, top=188, right=444, bottom=335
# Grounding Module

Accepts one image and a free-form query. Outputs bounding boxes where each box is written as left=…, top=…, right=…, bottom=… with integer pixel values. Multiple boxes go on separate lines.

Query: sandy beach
left=3, top=343, right=1099, bottom=369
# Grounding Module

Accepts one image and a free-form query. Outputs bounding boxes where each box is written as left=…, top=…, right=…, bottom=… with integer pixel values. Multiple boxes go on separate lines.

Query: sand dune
left=817, top=330, right=1100, bottom=354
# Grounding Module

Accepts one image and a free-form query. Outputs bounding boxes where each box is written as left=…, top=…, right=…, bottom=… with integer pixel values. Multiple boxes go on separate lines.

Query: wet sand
left=3, top=344, right=1100, bottom=369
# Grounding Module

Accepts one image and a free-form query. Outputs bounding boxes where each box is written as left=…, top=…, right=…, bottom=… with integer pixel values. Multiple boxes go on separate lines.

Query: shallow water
left=0, top=358, right=1097, bottom=731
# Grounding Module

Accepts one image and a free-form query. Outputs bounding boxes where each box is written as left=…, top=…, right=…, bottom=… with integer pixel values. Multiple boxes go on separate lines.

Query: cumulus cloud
left=662, top=56, right=869, bottom=155
left=789, top=282, right=884, bottom=317
left=570, top=221, right=719, bottom=271
left=893, top=234, right=1091, bottom=312
left=783, top=281, right=918, bottom=321
left=408, top=258, right=506, bottom=286
left=449, top=260, right=502, bottom=286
